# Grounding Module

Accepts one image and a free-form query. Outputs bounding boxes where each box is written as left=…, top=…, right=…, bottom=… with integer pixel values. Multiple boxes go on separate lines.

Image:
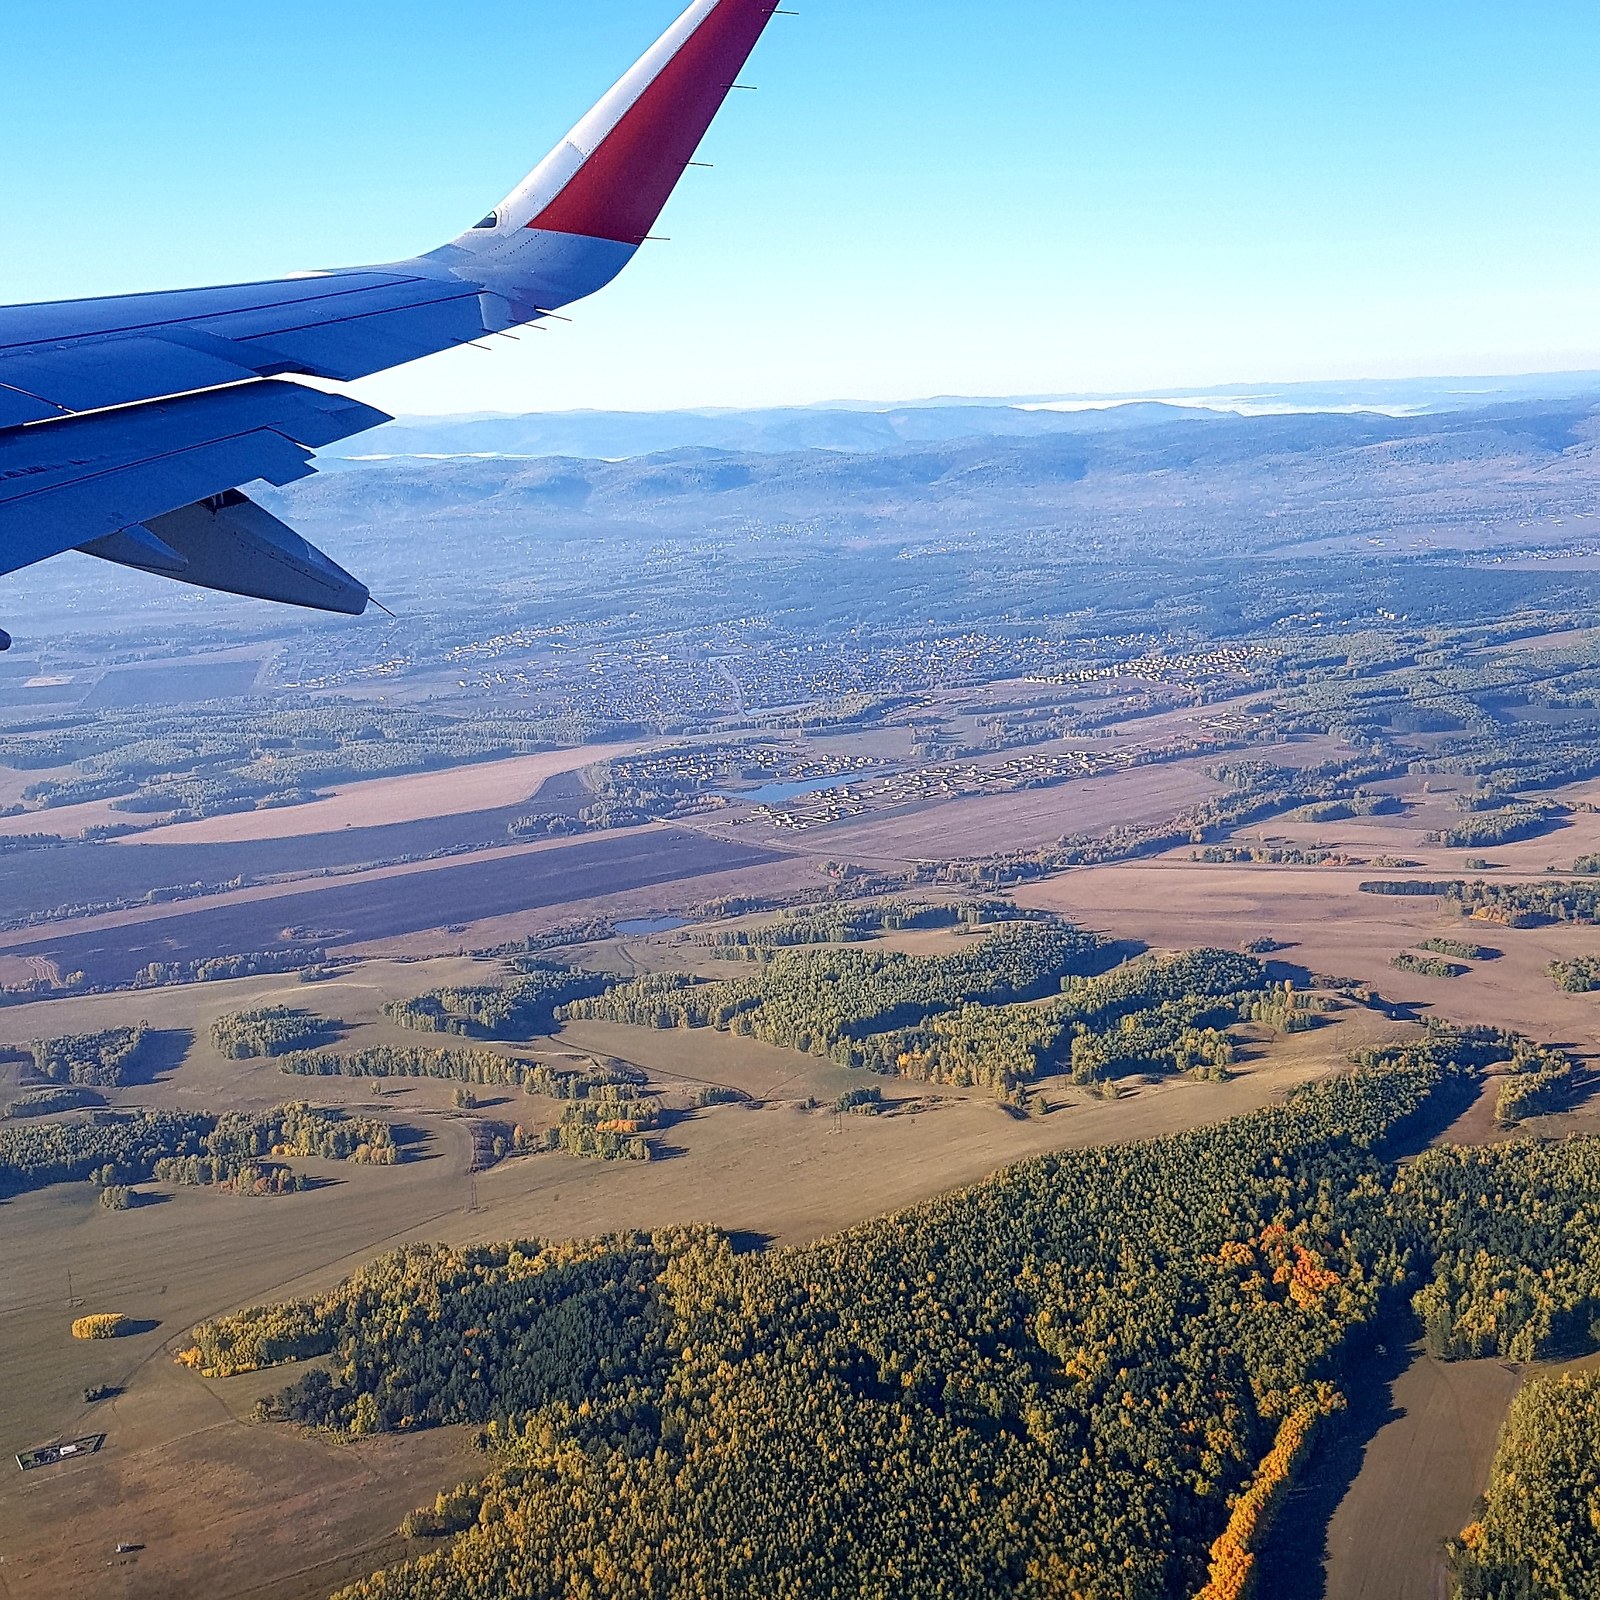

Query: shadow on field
left=1392, top=1068, right=1485, bottom=1153
left=1097, top=938, right=1149, bottom=973
left=129, top=1029, right=194, bottom=1085
left=1253, top=1322, right=1418, bottom=1600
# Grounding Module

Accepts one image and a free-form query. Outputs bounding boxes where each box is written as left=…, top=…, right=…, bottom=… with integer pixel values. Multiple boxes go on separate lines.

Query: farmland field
left=133, top=743, right=640, bottom=844
left=791, top=758, right=1225, bottom=859
left=0, top=828, right=786, bottom=987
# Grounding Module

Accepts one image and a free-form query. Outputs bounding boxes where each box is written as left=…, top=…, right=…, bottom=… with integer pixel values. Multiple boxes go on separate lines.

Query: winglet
left=463, top=0, right=781, bottom=251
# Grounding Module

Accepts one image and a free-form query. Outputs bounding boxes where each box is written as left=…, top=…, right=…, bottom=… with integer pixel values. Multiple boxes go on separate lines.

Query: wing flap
left=80, top=491, right=370, bottom=616
left=0, top=381, right=388, bottom=577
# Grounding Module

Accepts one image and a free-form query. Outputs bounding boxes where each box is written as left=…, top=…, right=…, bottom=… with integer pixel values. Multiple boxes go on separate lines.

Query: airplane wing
left=0, top=0, right=783, bottom=648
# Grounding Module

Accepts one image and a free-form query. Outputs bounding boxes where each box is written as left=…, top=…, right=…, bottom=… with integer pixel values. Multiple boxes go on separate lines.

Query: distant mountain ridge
left=325, top=372, right=1600, bottom=465
left=322, top=400, right=1214, bottom=466
left=283, top=398, right=1600, bottom=576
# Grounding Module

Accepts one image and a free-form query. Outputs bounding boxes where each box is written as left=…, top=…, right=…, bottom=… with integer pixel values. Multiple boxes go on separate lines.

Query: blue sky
left=5, top=1, right=1600, bottom=413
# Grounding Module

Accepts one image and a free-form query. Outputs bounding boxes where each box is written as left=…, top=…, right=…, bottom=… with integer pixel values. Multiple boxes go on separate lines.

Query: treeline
left=383, top=964, right=607, bottom=1041
left=280, top=1045, right=642, bottom=1102
left=186, top=1044, right=1491, bottom=1600
left=132, top=948, right=327, bottom=990
left=1451, top=879, right=1600, bottom=927
left=1193, top=844, right=1343, bottom=867
left=1448, top=1370, right=1600, bottom=1598
left=701, top=899, right=1022, bottom=957
left=562, top=921, right=1110, bottom=1085
left=0, top=1102, right=397, bottom=1198
left=1359, top=879, right=1461, bottom=898
left=0, top=832, right=66, bottom=855
left=210, top=1008, right=331, bottom=1060
left=1360, top=878, right=1600, bottom=928
left=31, top=1026, right=150, bottom=1087
left=1288, top=793, right=1403, bottom=822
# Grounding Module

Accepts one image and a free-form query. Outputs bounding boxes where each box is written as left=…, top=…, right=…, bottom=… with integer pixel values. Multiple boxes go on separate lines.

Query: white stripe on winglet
left=463, top=0, right=721, bottom=245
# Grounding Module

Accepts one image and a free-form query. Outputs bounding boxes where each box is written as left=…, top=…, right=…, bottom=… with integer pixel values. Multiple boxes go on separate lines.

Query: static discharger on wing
left=0, top=0, right=788, bottom=651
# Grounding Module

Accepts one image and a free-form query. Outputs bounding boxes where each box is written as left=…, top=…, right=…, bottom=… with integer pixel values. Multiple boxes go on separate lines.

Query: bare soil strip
left=129, top=743, right=644, bottom=845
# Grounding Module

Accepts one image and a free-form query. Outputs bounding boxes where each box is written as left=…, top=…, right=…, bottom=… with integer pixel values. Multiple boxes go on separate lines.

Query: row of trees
left=1193, top=844, right=1342, bottom=867
left=131, top=948, right=327, bottom=991
left=278, top=1044, right=642, bottom=1101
